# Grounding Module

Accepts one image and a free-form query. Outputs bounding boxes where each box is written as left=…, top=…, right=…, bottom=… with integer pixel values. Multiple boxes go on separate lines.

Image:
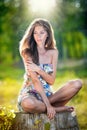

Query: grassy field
left=0, top=63, right=87, bottom=129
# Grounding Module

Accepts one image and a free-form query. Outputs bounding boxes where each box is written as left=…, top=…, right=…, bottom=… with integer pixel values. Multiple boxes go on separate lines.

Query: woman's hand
left=46, top=105, right=56, bottom=119
left=25, top=59, right=40, bottom=73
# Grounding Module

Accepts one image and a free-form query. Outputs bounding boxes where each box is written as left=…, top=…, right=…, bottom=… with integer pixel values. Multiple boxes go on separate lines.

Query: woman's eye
left=40, top=32, right=44, bottom=34
left=34, top=32, right=37, bottom=34
left=34, top=31, right=45, bottom=35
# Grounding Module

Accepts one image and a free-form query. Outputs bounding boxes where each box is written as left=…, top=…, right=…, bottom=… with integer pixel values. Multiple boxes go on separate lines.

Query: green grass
left=0, top=63, right=87, bottom=129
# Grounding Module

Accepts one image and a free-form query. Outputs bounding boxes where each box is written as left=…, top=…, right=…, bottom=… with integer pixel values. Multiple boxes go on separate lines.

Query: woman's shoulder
left=48, top=49, right=58, bottom=56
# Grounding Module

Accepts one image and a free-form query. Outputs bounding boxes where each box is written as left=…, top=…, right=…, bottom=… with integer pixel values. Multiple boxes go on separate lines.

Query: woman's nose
left=36, top=33, right=42, bottom=37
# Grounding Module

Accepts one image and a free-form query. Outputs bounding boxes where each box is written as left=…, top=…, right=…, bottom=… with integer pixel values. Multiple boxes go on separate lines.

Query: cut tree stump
left=11, top=111, right=80, bottom=130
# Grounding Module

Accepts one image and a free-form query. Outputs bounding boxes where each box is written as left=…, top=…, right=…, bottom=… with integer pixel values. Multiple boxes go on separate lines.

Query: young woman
left=18, top=18, right=82, bottom=119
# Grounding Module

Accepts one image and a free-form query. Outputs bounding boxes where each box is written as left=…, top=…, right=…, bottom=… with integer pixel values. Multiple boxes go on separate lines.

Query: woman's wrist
left=43, top=99, right=51, bottom=107
left=37, top=67, right=42, bottom=74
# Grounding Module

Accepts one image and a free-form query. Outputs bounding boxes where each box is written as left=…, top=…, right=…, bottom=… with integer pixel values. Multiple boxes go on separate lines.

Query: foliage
left=0, top=0, right=31, bottom=63
left=51, top=0, right=87, bottom=60
left=62, top=31, right=87, bottom=59
left=0, top=106, right=15, bottom=130
left=0, top=64, right=24, bottom=110
left=44, top=122, right=50, bottom=130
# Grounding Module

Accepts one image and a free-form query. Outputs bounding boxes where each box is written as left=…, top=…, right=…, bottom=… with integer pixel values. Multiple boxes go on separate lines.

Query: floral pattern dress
left=17, top=64, right=53, bottom=111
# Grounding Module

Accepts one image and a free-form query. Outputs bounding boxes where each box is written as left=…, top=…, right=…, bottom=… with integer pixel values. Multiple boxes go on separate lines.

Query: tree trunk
left=11, top=111, right=79, bottom=130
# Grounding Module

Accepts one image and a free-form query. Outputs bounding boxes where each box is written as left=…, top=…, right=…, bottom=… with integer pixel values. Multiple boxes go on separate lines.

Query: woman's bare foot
left=65, top=106, right=74, bottom=112
left=55, top=106, right=74, bottom=112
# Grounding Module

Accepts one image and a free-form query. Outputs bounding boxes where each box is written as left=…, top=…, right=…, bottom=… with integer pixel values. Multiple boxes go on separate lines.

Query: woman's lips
left=37, top=39, right=42, bottom=42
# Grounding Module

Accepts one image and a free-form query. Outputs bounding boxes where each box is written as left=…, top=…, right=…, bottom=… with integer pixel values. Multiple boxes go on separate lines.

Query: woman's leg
left=21, top=96, right=46, bottom=113
left=48, top=79, right=82, bottom=106
left=21, top=79, right=82, bottom=113
left=21, top=96, right=74, bottom=113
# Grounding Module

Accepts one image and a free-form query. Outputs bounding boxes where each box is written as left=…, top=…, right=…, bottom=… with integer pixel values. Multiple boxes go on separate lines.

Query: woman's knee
left=69, top=79, right=82, bottom=90
left=21, top=98, right=36, bottom=112
left=75, top=79, right=82, bottom=89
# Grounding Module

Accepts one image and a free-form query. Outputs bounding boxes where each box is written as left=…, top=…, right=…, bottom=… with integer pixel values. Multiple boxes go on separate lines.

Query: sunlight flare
left=29, top=0, right=56, bottom=13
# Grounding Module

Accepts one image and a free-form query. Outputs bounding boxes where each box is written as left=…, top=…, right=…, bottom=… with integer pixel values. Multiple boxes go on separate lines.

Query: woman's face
left=33, top=25, right=48, bottom=46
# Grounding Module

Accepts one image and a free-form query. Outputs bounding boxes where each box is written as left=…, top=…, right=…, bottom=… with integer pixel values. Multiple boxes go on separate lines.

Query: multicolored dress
left=17, top=64, right=53, bottom=111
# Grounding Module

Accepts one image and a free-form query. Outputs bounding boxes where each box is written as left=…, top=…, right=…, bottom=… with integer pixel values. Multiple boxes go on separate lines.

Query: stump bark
left=11, top=111, right=79, bottom=130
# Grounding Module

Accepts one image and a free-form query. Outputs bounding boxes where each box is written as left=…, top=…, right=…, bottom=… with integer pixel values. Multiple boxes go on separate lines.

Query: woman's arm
left=23, top=57, right=56, bottom=119
left=29, top=71, right=50, bottom=104
left=28, top=71, right=56, bottom=119
left=38, top=50, right=58, bottom=85
left=23, top=56, right=51, bottom=105
left=25, top=49, right=58, bottom=85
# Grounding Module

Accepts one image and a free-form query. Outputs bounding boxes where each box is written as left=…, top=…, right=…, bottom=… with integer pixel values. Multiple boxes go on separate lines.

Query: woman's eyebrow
left=34, top=30, right=45, bottom=33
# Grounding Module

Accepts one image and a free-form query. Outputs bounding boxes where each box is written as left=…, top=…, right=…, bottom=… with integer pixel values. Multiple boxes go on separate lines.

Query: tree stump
left=11, top=111, right=79, bottom=130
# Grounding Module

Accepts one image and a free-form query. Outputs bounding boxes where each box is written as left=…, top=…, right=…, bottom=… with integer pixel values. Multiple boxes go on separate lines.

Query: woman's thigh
left=48, top=79, right=82, bottom=105
left=21, top=95, right=46, bottom=113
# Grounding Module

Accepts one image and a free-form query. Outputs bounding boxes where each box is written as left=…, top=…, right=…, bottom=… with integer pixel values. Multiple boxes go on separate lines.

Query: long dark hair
left=19, top=18, right=56, bottom=64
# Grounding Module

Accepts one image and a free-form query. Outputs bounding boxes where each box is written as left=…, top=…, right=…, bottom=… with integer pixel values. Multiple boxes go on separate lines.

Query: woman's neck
left=37, top=46, right=47, bottom=55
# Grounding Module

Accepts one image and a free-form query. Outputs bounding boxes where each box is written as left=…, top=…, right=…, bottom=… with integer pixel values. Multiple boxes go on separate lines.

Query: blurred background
left=0, top=0, right=87, bottom=129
